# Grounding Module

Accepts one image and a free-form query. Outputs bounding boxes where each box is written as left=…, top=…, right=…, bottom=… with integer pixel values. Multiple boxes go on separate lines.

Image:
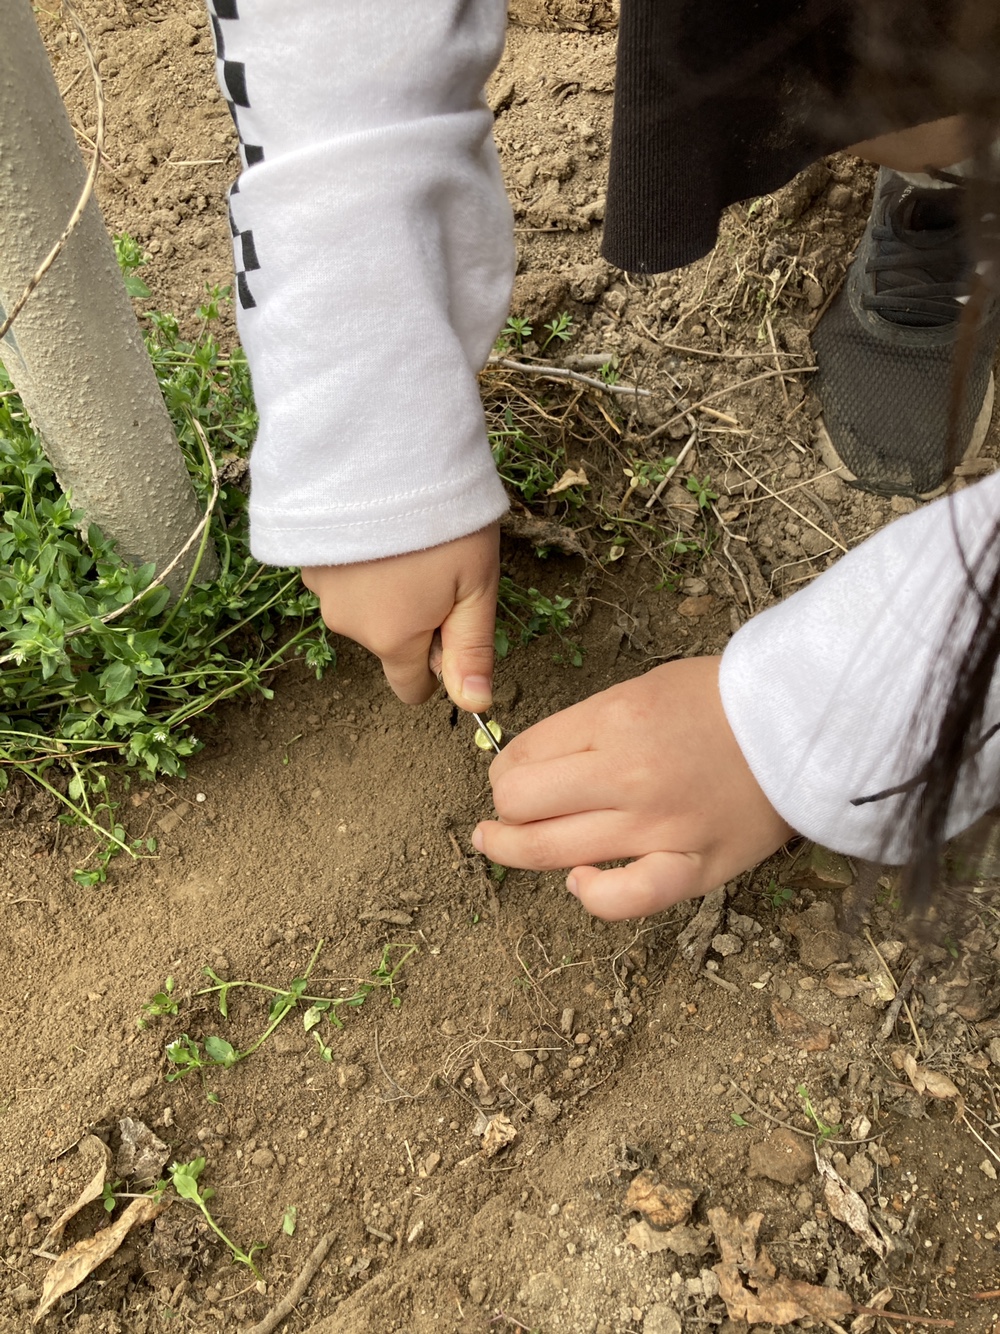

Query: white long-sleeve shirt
left=207, top=0, right=1000, bottom=863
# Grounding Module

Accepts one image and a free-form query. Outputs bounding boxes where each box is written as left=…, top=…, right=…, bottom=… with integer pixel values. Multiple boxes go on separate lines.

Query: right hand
left=301, top=523, right=500, bottom=711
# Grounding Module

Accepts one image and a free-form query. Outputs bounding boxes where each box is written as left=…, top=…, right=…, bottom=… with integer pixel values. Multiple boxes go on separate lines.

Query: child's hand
left=473, top=656, right=793, bottom=920
left=302, top=523, right=499, bottom=711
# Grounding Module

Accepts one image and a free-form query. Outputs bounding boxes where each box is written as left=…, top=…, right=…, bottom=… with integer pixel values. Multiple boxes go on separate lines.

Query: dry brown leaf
left=622, top=1170, right=696, bottom=1228
left=116, top=1118, right=170, bottom=1188
left=903, top=1052, right=961, bottom=1100
left=851, top=1286, right=893, bottom=1333
left=815, top=1155, right=888, bottom=1258
left=480, top=1113, right=517, bottom=1158
left=709, top=1207, right=854, bottom=1326
left=546, top=466, right=588, bottom=496
left=40, top=1136, right=111, bottom=1251
left=825, top=973, right=867, bottom=999
left=35, top=1196, right=168, bottom=1322
left=770, top=1000, right=833, bottom=1051
left=626, top=1220, right=710, bottom=1256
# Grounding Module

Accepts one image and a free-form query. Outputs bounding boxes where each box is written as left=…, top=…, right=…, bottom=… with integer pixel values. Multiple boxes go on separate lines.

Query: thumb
left=439, top=587, right=496, bottom=712
left=567, top=852, right=708, bottom=921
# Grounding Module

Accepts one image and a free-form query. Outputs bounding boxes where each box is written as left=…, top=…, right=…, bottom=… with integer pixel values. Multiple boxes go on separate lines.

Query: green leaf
left=99, top=660, right=137, bottom=703
left=203, top=1036, right=238, bottom=1068
left=282, top=1205, right=297, bottom=1236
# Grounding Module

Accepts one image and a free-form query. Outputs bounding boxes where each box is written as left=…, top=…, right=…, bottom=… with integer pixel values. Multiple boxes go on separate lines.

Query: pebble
left=749, top=1127, right=814, bottom=1185
left=513, top=1050, right=534, bottom=1070
left=988, top=1037, right=1000, bottom=1068
left=560, top=1007, right=575, bottom=1035
left=711, top=933, right=743, bottom=957
left=251, top=1148, right=275, bottom=1170
left=981, top=1159, right=998, bottom=1180
left=797, top=976, right=818, bottom=991
left=644, top=1302, right=683, bottom=1334
left=574, top=1032, right=590, bottom=1046
left=440, top=1019, right=458, bottom=1036
left=468, top=1275, right=488, bottom=1304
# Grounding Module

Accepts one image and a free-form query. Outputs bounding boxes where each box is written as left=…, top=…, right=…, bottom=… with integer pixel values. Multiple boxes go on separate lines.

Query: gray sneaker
left=813, top=167, right=998, bottom=498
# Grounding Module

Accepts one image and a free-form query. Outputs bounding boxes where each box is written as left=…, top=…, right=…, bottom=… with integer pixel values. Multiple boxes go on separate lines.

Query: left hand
left=472, top=657, right=793, bottom=920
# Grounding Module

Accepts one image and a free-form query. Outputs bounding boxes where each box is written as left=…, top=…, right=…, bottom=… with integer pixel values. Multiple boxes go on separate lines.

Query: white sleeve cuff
left=719, top=473, right=1000, bottom=861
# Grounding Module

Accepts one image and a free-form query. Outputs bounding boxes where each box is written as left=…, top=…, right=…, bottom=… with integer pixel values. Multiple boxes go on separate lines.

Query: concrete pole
left=0, top=2, right=216, bottom=592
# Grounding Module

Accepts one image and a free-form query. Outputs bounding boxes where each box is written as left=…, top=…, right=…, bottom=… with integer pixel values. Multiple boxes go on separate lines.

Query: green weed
left=796, top=1084, right=841, bottom=1143
left=170, top=1157, right=265, bottom=1277
left=685, top=474, right=720, bottom=511
left=160, top=941, right=415, bottom=1096
left=0, top=247, right=333, bottom=877
left=763, top=877, right=794, bottom=911
left=495, top=576, right=582, bottom=666
left=539, top=312, right=574, bottom=352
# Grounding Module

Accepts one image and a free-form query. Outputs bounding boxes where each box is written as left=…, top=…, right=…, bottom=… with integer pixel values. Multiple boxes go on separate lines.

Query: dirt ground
left=3, top=3, right=1000, bottom=1332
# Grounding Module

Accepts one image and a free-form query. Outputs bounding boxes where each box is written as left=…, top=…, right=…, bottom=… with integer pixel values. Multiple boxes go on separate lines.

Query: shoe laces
left=861, top=183, right=970, bottom=329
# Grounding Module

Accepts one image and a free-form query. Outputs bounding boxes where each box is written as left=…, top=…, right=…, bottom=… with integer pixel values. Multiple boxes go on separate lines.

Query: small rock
left=574, top=1032, right=590, bottom=1046
left=980, top=1159, right=998, bottom=1180
left=440, top=1019, right=458, bottom=1036
left=988, top=1037, right=1000, bottom=1067
left=678, top=594, right=715, bottom=619
left=419, top=1151, right=441, bottom=1178
left=262, top=927, right=281, bottom=948
left=251, top=1148, right=275, bottom=1170
left=749, top=1127, right=815, bottom=1185
left=783, top=899, right=853, bottom=970
left=560, top=1007, right=575, bottom=1035
left=513, top=1050, right=534, bottom=1070
left=128, top=1073, right=157, bottom=1100
left=468, top=1275, right=488, bottom=1304
left=728, top=911, right=762, bottom=940
left=794, top=1189, right=813, bottom=1213
left=336, top=1063, right=367, bottom=1091
left=644, top=1302, right=682, bottom=1334
left=532, top=1092, right=561, bottom=1123
left=845, top=1150, right=874, bottom=1193
left=711, top=933, right=743, bottom=957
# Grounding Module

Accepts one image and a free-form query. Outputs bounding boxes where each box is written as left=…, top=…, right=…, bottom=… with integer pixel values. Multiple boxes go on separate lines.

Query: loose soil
left=3, top=5, right=1000, bottom=1333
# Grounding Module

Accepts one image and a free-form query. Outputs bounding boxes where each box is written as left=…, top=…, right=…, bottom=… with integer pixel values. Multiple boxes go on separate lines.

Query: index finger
left=489, top=689, right=604, bottom=777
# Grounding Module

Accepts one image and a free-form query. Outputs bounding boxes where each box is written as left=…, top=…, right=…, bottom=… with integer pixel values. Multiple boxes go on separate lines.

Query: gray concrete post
left=0, top=2, right=217, bottom=591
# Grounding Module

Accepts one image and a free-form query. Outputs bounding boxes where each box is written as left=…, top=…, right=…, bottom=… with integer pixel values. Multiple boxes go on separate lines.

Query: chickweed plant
left=0, top=239, right=333, bottom=879
left=152, top=940, right=416, bottom=1099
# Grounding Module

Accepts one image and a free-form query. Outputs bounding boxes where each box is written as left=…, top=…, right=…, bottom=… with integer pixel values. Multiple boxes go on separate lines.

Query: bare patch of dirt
left=3, top=5, right=1000, bottom=1333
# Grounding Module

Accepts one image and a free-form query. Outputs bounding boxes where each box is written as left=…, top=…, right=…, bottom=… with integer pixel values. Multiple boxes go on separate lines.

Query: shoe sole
left=816, top=370, right=995, bottom=501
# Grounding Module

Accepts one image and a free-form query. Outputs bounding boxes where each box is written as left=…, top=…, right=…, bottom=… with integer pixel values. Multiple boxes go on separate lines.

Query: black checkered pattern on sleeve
left=207, top=0, right=262, bottom=309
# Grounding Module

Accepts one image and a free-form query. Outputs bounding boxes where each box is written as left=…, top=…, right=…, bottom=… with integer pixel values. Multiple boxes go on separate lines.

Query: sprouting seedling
left=138, top=976, right=179, bottom=1028
left=170, top=1158, right=265, bottom=1277
left=473, top=718, right=502, bottom=752
left=796, top=1084, right=842, bottom=1143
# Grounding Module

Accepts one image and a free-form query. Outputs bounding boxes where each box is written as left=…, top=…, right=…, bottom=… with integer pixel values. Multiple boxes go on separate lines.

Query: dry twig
left=245, top=1234, right=334, bottom=1334
left=487, top=356, right=651, bottom=398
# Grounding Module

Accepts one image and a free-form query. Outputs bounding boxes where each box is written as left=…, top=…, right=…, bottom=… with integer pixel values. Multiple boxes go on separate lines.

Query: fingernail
left=471, top=826, right=485, bottom=854
left=463, top=675, right=493, bottom=708
left=567, top=874, right=579, bottom=898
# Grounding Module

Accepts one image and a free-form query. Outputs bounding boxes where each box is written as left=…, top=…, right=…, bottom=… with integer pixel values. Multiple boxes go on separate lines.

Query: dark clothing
left=602, top=0, right=962, bottom=273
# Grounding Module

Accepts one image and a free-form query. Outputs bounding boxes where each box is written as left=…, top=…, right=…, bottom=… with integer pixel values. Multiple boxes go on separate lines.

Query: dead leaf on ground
left=825, top=973, right=868, bottom=999
left=851, top=1286, right=893, bottom=1333
left=771, top=1000, right=833, bottom=1051
left=116, top=1118, right=170, bottom=1188
left=902, top=1052, right=961, bottom=1101
left=814, top=1154, right=888, bottom=1258
left=40, top=1135, right=111, bottom=1251
left=479, top=1112, right=517, bottom=1158
left=709, top=1207, right=854, bottom=1326
left=35, top=1196, right=168, bottom=1322
left=546, top=466, right=589, bottom=495
left=622, top=1170, right=696, bottom=1228
left=626, top=1220, right=710, bottom=1256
